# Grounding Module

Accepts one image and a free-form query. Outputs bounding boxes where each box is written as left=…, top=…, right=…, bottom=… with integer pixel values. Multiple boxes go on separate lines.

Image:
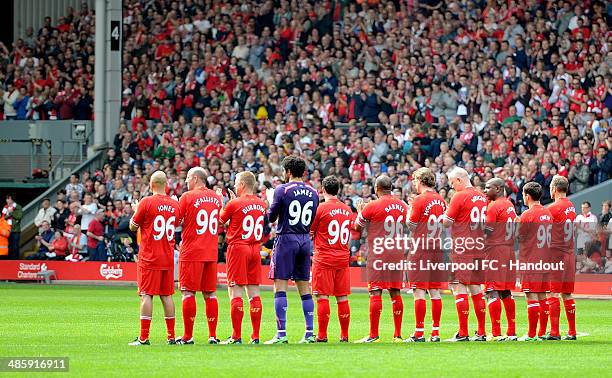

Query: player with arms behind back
left=128, top=171, right=180, bottom=346
left=175, top=167, right=223, bottom=345
left=310, top=175, right=354, bottom=343
left=518, top=182, right=553, bottom=342
left=266, top=156, right=319, bottom=344
left=218, top=171, right=267, bottom=344
left=547, top=175, right=578, bottom=340
left=483, top=178, right=518, bottom=341
left=443, top=167, right=488, bottom=342
left=354, top=175, right=407, bottom=343
left=405, top=168, right=446, bottom=343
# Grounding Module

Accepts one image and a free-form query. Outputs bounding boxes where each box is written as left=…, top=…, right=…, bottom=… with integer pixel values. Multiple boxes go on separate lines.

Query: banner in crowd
left=0, top=261, right=609, bottom=296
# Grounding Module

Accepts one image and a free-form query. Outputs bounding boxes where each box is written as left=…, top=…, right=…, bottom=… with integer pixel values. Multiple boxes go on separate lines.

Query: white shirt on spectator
left=80, top=203, right=98, bottom=231
left=34, top=207, right=56, bottom=228
left=574, top=212, right=597, bottom=250
left=472, top=120, right=487, bottom=134
left=568, top=15, right=581, bottom=31
left=607, top=221, right=612, bottom=250
left=232, top=45, right=250, bottom=61
left=65, top=183, right=85, bottom=199
left=515, top=101, right=526, bottom=117
left=178, top=23, right=193, bottom=43
left=19, top=57, right=39, bottom=67
left=193, top=19, right=211, bottom=33
left=3, top=89, right=19, bottom=117
left=393, top=132, right=405, bottom=146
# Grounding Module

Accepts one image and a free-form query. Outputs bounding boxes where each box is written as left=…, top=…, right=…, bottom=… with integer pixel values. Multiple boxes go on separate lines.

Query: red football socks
left=414, top=299, right=426, bottom=338
left=391, top=295, right=403, bottom=338
left=471, top=292, right=486, bottom=336
left=488, top=297, right=502, bottom=337
left=317, top=298, right=331, bottom=340
left=181, top=295, right=196, bottom=340
left=140, top=316, right=151, bottom=341
left=538, top=299, right=549, bottom=337
left=430, top=298, right=442, bottom=337
left=564, top=299, right=576, bottom=336
left=249, top=296, right=262, bottom=341
left=455, top=294, right=469, bottom=337
left=502, top=296, right=516, bottom=336
left=548, top=297, right=561, bottom=337
left=230, top=297, right=244, bottom=340
left=337, top=300, right=350, bottom=340
left=369, top=295, right=382, bottom=338
left=527, top=300, right=540, bottom=338
left=165, top=316, right=175, bottom=340
left=205, top=296, right=218, bottom=339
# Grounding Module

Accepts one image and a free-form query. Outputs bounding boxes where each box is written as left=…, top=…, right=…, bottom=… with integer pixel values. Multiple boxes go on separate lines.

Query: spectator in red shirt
left=131, top=108, right=147, bottom=132
left=86, top=210, right=106, bottom=261
left=204, top=135, right=225, bottom=159
left=49, top=231, right=69, bottom=259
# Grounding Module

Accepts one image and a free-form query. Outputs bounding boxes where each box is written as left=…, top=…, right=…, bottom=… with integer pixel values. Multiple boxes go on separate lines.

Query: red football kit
left=547, top=197, right=578, bottom=338
left=444, top=186, right=488, bottom=284
left=484, top=197, right=518, bottom=291
left=356, top=194, right=408, bottom=291
left=178, top=188, right=223, bottom=292
left=356, top=193, right=408, bottom=339
left=219, top=194, right=267, bottom=286
left=310, top=198, right=355, bottom=297
left=407, top=190, right=447, bottom=290
left=518, top=204, right=553, bottom=293
left=131, top=194, right=180, bottom=296
left=445, top=186, right=489, bottom=338
left=310, top=197, right=354, bottom=341
left=548, top=197, right=577, bottom=293
left=218, top=193, right=267, bottom=341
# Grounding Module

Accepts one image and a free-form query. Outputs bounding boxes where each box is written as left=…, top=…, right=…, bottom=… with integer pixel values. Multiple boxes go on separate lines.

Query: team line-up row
left=126, top=157, right=580, bottom=345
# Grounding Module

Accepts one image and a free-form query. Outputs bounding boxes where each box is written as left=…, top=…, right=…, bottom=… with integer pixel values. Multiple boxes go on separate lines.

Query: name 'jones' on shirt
left=157, top=205, right=176, bottom=213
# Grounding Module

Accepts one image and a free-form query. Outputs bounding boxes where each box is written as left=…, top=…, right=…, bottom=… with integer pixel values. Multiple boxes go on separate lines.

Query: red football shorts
left=226, top=243, right=261, bottom=286
left=408, top=281, right=445, bottom=290
left=521, top=273, right=550, bottom=293
left=485, top=279, right=516, bottom=292
left=179, top=261, right=217, bottom=292
left=368, top=281, right=403, bottom=291
left=312, top=263, right=350, bottom=297
left=485, top=245, right=516, bottom=292
left=366, top=255, right=404, bottom=292
left=450, top=253, right=484, bottom=285
left=408, top=249, right=446, bottom=290
left=137, top=266, right=174, bottom=296
left=550, top=252, right=575, bottom=293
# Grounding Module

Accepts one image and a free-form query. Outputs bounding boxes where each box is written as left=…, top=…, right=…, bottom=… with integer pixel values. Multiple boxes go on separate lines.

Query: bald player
left=354, top=175, right=408, bottom=343
left=443, top=167, right=488, bottom=342
left=218, top=171, right=268, bottom=344
left=129, top=171, right=180, bottom=346
left=175, top=167, right=223, bottom=345
left=484, top=178, right=518, bottom=341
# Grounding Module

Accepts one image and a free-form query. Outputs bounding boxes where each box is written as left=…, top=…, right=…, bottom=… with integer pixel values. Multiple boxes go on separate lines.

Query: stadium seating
left=0, top=0, right=610, bottom=265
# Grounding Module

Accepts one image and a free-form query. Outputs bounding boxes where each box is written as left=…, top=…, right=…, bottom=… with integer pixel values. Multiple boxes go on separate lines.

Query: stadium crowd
left=0, top=0, right=611, bottom=267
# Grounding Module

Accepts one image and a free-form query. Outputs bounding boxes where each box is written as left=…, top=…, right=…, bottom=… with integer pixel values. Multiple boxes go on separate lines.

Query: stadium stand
left=0, top=0, right=610, bottom=268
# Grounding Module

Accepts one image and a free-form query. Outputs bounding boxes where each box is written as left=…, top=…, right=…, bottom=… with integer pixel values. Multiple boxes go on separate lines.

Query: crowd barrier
left=0, top=261, right=610, bottom=296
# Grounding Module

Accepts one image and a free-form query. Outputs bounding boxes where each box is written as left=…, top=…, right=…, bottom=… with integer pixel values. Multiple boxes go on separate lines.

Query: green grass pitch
left=1, top=283, right=610, bottom=377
